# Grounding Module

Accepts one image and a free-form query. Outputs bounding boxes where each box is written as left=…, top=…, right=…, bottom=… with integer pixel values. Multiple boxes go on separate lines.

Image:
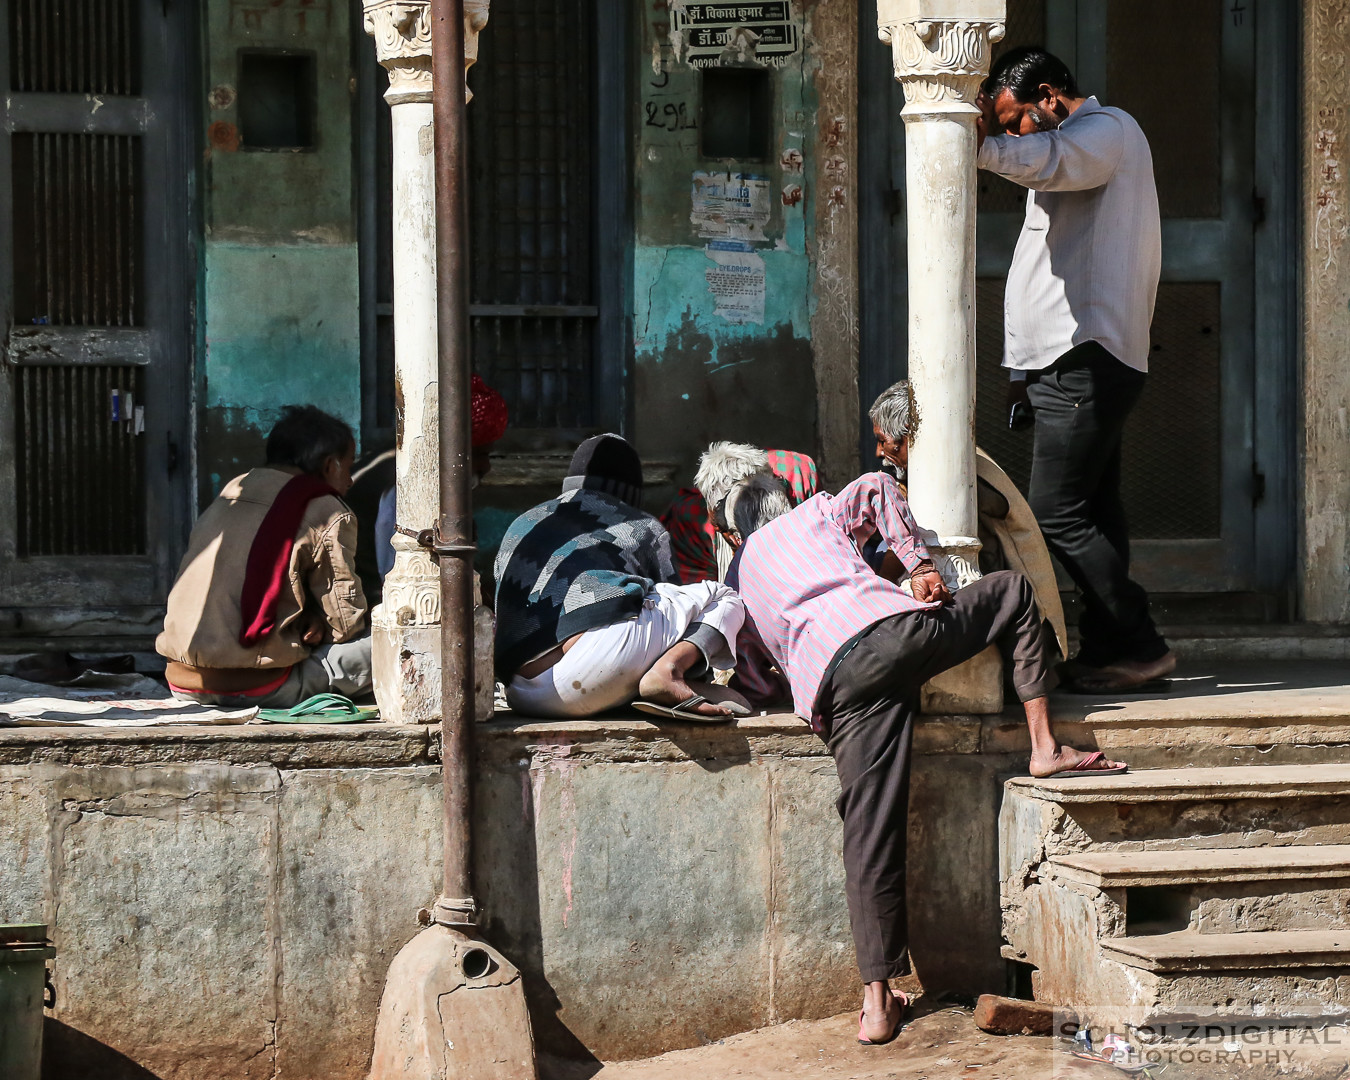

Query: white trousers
left=505, top=581, right=744, bottom=718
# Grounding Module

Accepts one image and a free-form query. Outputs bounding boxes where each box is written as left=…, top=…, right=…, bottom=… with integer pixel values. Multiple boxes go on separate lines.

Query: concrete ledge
left=0, top=711, right=990, bottom=768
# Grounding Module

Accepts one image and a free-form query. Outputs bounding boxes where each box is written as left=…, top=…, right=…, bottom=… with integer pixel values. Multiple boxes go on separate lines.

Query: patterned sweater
left=493, top=488, right=678, bottom=679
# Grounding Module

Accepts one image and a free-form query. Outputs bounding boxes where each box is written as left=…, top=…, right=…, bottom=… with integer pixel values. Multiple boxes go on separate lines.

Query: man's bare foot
left=1029, top=745, right=1127, bottom=778
left=637, top=661, right=750, bottom=718
left=859, top=984, right=908, bottom=1045
left=1074, top=651, right=1176, bottom=691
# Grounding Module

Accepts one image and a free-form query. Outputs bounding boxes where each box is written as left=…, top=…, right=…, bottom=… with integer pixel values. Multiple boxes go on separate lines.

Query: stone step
left=1006, top=764, right=1350, bottom=805
left=1051, top=845, right=1350, bottom=888
left=1101, top=929, right=1350, bottom=973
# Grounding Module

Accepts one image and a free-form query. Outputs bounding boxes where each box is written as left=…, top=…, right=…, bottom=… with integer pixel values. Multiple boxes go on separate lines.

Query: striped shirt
left=727, top=472, right=935, bottom=726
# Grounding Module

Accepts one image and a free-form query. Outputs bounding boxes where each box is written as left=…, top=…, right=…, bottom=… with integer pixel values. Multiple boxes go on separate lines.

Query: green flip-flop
left=256, top=693, right=379, bottom=724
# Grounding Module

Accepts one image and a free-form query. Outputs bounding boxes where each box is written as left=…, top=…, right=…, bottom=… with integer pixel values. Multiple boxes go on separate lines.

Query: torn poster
left=691, top=171, right=772, bottom=242
left=705, top=240, right=766, bottom=324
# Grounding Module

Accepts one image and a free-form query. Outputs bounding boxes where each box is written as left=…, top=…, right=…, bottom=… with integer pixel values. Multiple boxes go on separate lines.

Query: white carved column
left=364, top=0, right=493, bottom=723
left=879, top=0, right=1005, bottom=712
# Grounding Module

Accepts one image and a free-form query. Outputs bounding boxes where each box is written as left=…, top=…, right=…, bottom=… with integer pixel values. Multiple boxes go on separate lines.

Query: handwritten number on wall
left=644, top=101, right=697, bottom=132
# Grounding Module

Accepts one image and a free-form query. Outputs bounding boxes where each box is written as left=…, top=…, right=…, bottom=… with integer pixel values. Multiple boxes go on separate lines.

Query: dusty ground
left=541, top=998, right=1350, bottom=1080
left=542, top=1001, right=1067, bottom=1080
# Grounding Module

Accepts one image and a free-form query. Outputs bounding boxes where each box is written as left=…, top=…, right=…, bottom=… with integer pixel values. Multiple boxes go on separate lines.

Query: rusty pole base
left=368, top=922, right=537, bottom=1080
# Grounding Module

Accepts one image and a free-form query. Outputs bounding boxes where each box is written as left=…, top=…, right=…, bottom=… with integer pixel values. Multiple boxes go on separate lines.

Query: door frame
left=0, top=0, right=198, bottom=632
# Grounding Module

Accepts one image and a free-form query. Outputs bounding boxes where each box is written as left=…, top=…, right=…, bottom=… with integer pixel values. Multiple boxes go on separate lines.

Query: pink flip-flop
left=858, top=991, right=909, bottom=1046
left=1039, top=750, right=1128, bottom=779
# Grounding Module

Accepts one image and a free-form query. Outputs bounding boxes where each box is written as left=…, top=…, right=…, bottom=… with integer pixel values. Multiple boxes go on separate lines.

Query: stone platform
left=3, top=660, right=1348, bottom=1077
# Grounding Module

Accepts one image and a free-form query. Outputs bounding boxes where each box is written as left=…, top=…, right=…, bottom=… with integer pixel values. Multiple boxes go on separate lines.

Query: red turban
left=471, top=374, right=508, bottom=447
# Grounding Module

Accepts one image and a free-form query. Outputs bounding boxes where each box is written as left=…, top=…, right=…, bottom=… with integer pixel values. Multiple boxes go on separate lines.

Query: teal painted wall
left=198, top=0, right=361, bottom=501
left=634, top=1, right=822, bottom=485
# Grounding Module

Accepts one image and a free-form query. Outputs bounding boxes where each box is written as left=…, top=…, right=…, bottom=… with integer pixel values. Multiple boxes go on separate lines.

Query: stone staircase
left=1000, top=761, right=1350, bottom=1035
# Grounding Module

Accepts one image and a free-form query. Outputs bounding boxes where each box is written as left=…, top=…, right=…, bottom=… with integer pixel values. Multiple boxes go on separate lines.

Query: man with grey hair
left=868, top=380, right=918, bottom=481
left=659, top=442, right=819, bottom=584
left=715, top=471, right=793, bottom=545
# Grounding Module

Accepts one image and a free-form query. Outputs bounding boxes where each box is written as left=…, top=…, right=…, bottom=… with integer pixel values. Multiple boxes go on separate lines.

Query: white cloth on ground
left=505, top=581, right=744, bottom=718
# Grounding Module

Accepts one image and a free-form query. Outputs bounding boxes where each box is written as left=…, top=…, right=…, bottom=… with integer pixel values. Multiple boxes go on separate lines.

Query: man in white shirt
left=976, top=47, right=1174, bottom=692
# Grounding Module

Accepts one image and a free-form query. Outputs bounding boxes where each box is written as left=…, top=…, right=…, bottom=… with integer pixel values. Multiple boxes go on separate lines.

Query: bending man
left=724, top=469, right=1124, bottom=1046
left=494, top=433, right=748, bottom=719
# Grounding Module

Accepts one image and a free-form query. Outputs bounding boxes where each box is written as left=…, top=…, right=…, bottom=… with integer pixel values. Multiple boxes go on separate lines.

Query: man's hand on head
left=910, top=567, right=952, bottom=606
left=976, top=90, right=998, bottom=151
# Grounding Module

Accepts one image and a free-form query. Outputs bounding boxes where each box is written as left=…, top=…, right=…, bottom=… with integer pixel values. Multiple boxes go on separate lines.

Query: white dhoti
left=505, top=581, right=745, bottom=718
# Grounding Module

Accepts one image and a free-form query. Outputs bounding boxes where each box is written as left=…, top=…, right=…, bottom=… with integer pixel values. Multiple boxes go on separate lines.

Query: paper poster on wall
left=691, top=171, right=772, bottom=242
left=705, top=240, right=766, bottom=324
left=669, top=2, right=801, bottom=68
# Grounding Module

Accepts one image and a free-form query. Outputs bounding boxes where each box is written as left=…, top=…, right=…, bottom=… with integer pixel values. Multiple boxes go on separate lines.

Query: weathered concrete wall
left=0, top=716, right=1014, bottom=1078
left=199, top=0, right=362, bottom=501
left=1303, top=0, right=1350, bottom=622
left=633, top=2, right=859, bottom=490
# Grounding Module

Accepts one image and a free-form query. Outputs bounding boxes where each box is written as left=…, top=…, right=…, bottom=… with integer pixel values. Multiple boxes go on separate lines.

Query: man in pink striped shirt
left=724, top=469, right=1124, bottom=1045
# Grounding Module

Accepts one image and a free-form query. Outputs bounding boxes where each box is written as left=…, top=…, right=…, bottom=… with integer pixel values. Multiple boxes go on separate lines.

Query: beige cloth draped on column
left=976, top=447, right=1069, bottom=659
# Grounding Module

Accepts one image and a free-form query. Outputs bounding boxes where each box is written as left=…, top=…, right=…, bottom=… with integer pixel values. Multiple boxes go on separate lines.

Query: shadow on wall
left=43, top=1017, right=162, bottom=1080
left=475, top=750, right=603, bottom=1074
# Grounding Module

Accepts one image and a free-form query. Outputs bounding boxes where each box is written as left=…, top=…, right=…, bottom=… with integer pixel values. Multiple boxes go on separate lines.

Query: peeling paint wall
left=634, top=2, right=857, bottom=489
left=199, top=0, right=362, bottom=503
left=1303, top=0, right=1350, bottom=622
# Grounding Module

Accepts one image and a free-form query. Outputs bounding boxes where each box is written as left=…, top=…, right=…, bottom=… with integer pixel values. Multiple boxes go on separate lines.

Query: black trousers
left=815, top=571, right=1054, bottom=983
left=1026, top=341, right=1167, bottom=667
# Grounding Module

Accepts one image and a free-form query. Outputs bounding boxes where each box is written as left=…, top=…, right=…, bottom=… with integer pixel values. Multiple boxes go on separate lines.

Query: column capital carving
left=363, top=0, right=490, bottom=106
left=878, top=15, right=1004, bottom=118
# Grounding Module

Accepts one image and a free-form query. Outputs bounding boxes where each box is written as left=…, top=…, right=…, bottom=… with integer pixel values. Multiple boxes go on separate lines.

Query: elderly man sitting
left=494, top=433, right=749, bottom=720
left=722, top=465, right=1125, bottom=1047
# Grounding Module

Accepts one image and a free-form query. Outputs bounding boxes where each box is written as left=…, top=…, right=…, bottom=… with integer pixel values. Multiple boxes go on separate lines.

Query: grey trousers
left=170, top=634, right=374, bottom=709
left=814, top=571, right=1054, bottom=982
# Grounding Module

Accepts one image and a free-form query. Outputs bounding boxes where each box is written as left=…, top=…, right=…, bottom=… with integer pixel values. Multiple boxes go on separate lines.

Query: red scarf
left=239, top=474, right=337, bottom=647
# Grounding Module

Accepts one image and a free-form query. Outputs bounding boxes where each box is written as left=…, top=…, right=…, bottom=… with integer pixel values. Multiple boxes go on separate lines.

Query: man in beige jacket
left=157, top=405, right=371, bottom=708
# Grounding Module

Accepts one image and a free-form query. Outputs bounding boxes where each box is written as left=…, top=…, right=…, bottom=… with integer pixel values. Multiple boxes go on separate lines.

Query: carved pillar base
left=916, top=536, right=1003, bottom=714
left=372, top=558, right=495, bottom=724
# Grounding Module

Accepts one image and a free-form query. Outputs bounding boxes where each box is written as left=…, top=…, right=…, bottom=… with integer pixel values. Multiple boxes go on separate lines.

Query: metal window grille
left=8, top=0, right=140, bottom=95
left=12, top=133, right=141, bottom=327
left=15, top=366, right=147, bottom=556
left=467, top=0, right=597, bottom=430
left=1107, top=0, right=1222, bottom=220
left=8, top=0, right=147, bottom=557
